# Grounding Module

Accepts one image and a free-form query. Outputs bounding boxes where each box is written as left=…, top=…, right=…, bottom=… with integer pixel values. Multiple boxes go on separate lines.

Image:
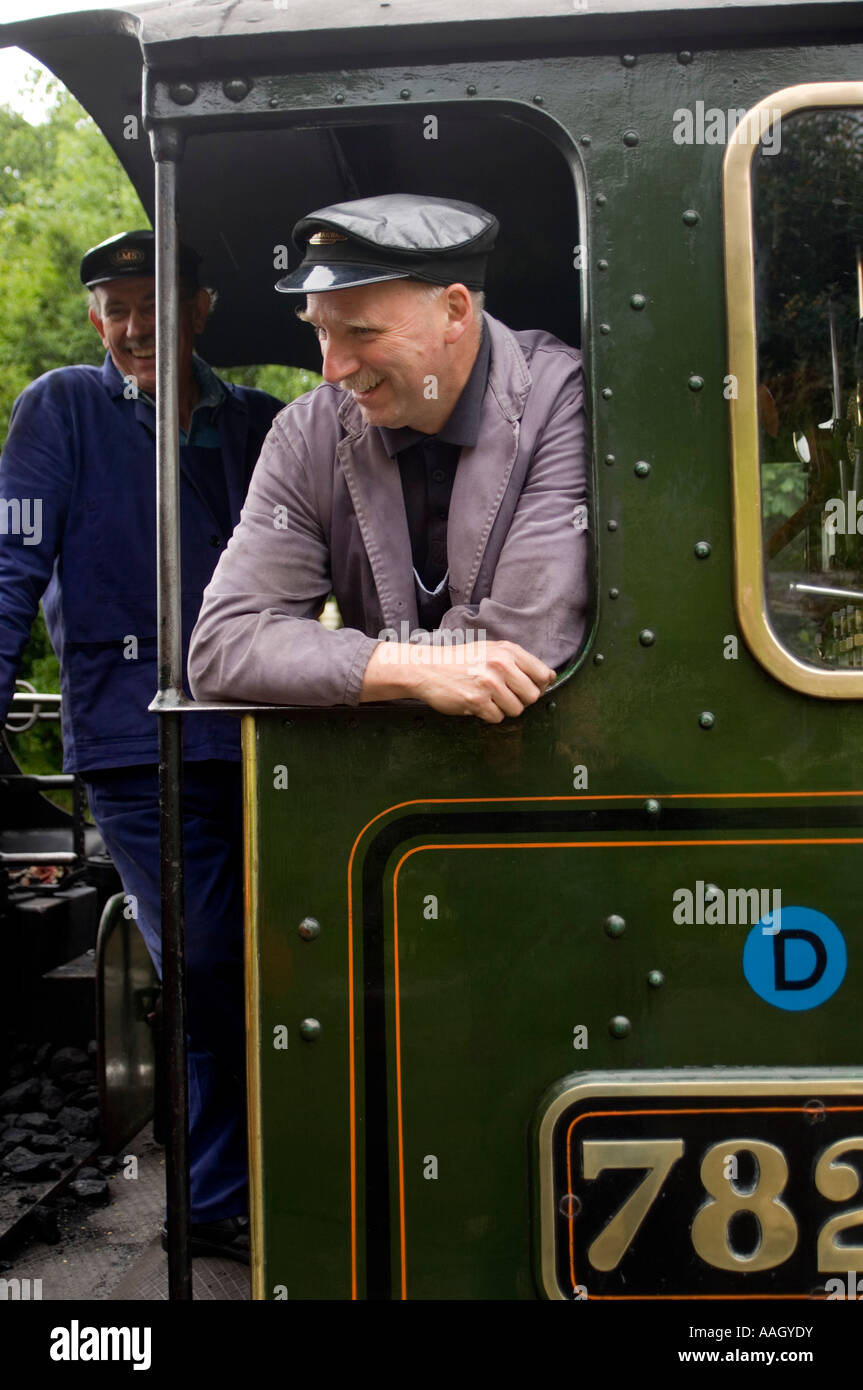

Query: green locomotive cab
left=4, top=0, right=863, bottom=1306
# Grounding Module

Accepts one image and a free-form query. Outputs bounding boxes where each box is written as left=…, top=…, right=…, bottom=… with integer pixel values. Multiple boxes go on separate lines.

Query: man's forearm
left=359, top=643, right=442, bottom=701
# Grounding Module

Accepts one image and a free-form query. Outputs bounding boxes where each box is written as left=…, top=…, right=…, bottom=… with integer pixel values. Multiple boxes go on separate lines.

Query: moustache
left=340, top=372, right=384, bottom=393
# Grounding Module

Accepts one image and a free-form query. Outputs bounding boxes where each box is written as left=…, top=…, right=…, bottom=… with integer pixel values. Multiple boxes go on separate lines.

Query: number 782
left=580, top=1136, right=863, bottom=1273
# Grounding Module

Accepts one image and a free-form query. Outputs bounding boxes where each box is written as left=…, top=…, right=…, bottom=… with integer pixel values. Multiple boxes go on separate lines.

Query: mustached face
left=302, top=279, right=474, bottom=432
left=88, top=277, right=208, bottom=396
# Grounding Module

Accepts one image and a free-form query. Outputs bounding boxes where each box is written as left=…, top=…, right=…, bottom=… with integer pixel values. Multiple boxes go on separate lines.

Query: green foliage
left=761, top=460, right=807, bottom=527
left=7, top=608, right=70, bottom=809
left=1, top=71, right=319, bottom=787
left=0, top=74, right=147, bottom=441
left=219, top=363, right=319, bottom=404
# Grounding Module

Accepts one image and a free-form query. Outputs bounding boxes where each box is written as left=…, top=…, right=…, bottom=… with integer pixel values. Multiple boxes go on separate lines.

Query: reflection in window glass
left=754, top=108, right=863, bottom=667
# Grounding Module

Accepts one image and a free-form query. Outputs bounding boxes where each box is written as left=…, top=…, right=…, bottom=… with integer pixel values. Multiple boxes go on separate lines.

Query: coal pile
left=0, top=1040, right=109, bottom=1233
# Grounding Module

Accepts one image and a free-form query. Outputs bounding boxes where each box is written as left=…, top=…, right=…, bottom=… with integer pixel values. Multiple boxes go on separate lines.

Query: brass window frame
left=724, top=82, right=863, bottom=698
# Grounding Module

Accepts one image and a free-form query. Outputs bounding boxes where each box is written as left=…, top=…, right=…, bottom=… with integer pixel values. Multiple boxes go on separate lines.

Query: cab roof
left=4, top=0, right=862, bottom=69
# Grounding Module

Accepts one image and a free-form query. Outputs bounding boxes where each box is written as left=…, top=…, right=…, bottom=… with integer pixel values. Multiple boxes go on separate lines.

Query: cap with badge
left=80, top=229, right=202, bottom=289
left=276, top=193, right=498, bottom=295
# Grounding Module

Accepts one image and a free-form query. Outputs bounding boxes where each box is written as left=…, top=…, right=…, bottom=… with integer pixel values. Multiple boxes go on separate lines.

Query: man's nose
left=125, top=307, right=153, bottom=341
left=320, top=337, right=360, bottom=384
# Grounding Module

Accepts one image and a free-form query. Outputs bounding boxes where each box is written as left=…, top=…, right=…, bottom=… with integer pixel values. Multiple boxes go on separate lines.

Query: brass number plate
left=535, top=1071, right=863, bottom=1300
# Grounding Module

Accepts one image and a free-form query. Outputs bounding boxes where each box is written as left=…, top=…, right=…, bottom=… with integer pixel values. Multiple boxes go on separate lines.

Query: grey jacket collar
left=334, top=313, right=530, bottom=630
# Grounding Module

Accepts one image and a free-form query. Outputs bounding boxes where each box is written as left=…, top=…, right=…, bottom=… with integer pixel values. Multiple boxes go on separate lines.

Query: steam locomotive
left=2, top=0, right=863, bottom=1308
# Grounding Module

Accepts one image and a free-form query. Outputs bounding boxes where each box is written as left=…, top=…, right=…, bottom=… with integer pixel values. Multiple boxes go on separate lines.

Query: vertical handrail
left=152, top=138, right=192, bottom=1301
left=72, top=775, right=86, bottom=864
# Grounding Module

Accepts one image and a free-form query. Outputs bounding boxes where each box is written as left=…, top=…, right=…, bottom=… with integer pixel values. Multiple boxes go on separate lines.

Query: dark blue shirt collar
left=101, top=352, right=226, bottom=409
left=101, top=352, right=228, bottom=443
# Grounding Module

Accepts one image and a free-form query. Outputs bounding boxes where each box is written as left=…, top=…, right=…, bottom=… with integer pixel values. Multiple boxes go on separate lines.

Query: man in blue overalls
left=0, top=231, right=284, bottom=1261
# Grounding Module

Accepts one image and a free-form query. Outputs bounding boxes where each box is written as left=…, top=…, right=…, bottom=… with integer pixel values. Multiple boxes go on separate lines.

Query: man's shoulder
left=9, top=364, right=116, bottom=425
left=219, top=379, right=285, bottom=420
left=484, top=314, right=582, bottom=421
left=512, top=327, right=582, bottom=370
left=487, top=313, right=582, bottom=370
left=18, top=363, right=106, bottom=398
left=268, top=382, right=347, bottom=436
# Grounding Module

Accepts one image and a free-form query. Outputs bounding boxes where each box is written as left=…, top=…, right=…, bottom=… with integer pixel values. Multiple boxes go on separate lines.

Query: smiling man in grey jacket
left=188, top=194, right=588, bottom=723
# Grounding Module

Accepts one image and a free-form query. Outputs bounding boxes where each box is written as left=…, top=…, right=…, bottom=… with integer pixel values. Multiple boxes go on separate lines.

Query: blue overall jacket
left=0, top=354, right=283, bottom=771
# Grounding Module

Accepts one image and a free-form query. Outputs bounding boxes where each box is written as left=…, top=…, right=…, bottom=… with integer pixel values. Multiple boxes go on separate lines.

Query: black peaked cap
left=81, top=230, right=201, bottom=289
left=276, top=193, right=498, bottom=294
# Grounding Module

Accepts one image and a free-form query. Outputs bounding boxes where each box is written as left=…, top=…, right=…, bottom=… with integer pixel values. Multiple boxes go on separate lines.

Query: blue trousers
left=84, top=760, right=247, bottom=1222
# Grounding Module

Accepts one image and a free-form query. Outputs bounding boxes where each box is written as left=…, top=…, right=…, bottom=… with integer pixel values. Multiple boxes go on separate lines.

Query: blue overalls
left=0, top=353, right=283, bottom=1219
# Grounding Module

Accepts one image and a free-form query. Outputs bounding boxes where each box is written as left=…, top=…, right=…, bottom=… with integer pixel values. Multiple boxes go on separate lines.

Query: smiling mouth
left=344, top=375, right=385, bottom=400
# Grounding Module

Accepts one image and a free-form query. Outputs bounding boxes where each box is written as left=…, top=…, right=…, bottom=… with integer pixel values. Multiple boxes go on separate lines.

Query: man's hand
left=360, top=639, right=556, bottom=723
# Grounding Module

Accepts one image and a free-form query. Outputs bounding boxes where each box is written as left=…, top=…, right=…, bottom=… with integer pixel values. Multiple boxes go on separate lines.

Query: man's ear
left=442, top=284, right=473, bottom=345
left=88, top=304, right=108, bottom=348
left=191, top=287, right=211, bottom=334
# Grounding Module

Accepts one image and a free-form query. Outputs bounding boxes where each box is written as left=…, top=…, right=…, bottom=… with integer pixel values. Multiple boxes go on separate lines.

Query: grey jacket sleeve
left=440, top=354, right=588, bottom=671
left=188, top=415, right=379, bottom=707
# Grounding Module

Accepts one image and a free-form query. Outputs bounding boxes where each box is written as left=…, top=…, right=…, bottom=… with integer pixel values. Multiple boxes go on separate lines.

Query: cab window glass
left=754, top=108, right=863, bottom=666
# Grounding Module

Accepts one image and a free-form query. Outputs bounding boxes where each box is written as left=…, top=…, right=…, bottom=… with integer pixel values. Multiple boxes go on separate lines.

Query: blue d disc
left=743, top=906, right=846, bottom=1012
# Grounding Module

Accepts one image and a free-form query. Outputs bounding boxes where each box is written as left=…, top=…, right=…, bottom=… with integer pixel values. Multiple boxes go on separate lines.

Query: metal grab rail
left=2, top=774, right=74, bottom=788
left=0, top=770, right=89, bottom=866
left=5, top=684, right=62, bottom=734
left=0, top=852, right=79, bottom=866
left=151, top=129, right=192, bottom=1303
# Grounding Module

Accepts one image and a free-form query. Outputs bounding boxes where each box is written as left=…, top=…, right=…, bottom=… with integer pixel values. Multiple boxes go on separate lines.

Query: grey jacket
left=188, top=313, right=588, bottom=706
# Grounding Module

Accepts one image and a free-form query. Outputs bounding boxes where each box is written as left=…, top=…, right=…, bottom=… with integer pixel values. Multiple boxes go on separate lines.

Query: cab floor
left=3, top=1122, right=249, bottom=1301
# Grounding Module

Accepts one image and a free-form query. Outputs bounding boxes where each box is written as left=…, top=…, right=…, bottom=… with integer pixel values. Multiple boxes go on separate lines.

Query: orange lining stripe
left=344, top=791, right=863, bottom=1299
left=564, top=1105, right=863, bottom=1297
